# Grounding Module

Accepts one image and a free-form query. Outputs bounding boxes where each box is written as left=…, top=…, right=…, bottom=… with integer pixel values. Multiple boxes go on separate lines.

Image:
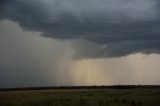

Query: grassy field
left=0, top=87, right=160, bottom=106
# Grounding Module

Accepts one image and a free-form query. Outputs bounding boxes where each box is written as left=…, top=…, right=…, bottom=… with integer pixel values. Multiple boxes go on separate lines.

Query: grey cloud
left=0, top=0, right=160, bottom=58
left=72, top=40, right=160, bottom=58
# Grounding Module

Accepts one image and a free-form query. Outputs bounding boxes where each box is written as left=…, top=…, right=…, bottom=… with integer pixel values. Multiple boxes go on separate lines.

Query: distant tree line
left=0, top=85, right=160, bottom=91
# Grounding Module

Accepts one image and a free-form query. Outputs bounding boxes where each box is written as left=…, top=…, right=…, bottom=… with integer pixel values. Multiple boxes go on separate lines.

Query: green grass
left=0, top=88, right=160, bottom=106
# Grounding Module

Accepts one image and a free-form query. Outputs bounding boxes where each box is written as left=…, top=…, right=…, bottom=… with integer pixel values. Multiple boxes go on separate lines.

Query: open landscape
left=0, top=86, right=160, bottom=106
left=1, top=0, right=160, bottom=106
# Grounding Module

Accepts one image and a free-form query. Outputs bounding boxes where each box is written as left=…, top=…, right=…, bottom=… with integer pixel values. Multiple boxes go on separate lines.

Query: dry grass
left=0, top=88, right=160, bottom=106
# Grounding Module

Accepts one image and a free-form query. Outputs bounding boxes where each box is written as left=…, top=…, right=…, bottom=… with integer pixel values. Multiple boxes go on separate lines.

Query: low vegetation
left=0, top=86, right=160, bottom=106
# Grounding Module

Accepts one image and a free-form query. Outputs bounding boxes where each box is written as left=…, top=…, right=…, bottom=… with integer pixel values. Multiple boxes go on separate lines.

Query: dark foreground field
left=0, top=86, right=160, bottom=106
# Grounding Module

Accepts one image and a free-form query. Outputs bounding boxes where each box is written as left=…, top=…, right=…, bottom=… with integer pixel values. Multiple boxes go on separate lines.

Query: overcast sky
left=0, top=0, right=160, bottom=88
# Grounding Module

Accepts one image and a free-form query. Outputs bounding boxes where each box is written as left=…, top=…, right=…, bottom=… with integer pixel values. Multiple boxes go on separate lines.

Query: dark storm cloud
left=1, top=0, right=160, bottom=58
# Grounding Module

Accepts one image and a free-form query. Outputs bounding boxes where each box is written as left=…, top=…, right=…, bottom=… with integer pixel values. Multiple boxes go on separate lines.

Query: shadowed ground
left=0, top=86, right=160, bottom=106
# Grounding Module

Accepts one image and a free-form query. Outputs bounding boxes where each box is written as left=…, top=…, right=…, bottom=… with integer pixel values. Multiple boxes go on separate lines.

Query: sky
left=0, top=0, right=160, bottom=88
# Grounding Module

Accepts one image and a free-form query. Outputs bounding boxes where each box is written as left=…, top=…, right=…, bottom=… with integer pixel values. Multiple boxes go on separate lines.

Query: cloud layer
left=0, top=19, right=160, bottom=88
left=1, top=0, right=160, bottom=58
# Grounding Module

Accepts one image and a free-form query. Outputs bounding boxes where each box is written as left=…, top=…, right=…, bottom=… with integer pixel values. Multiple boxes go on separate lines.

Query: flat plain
left=0, top=86, right=160, bottom=106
